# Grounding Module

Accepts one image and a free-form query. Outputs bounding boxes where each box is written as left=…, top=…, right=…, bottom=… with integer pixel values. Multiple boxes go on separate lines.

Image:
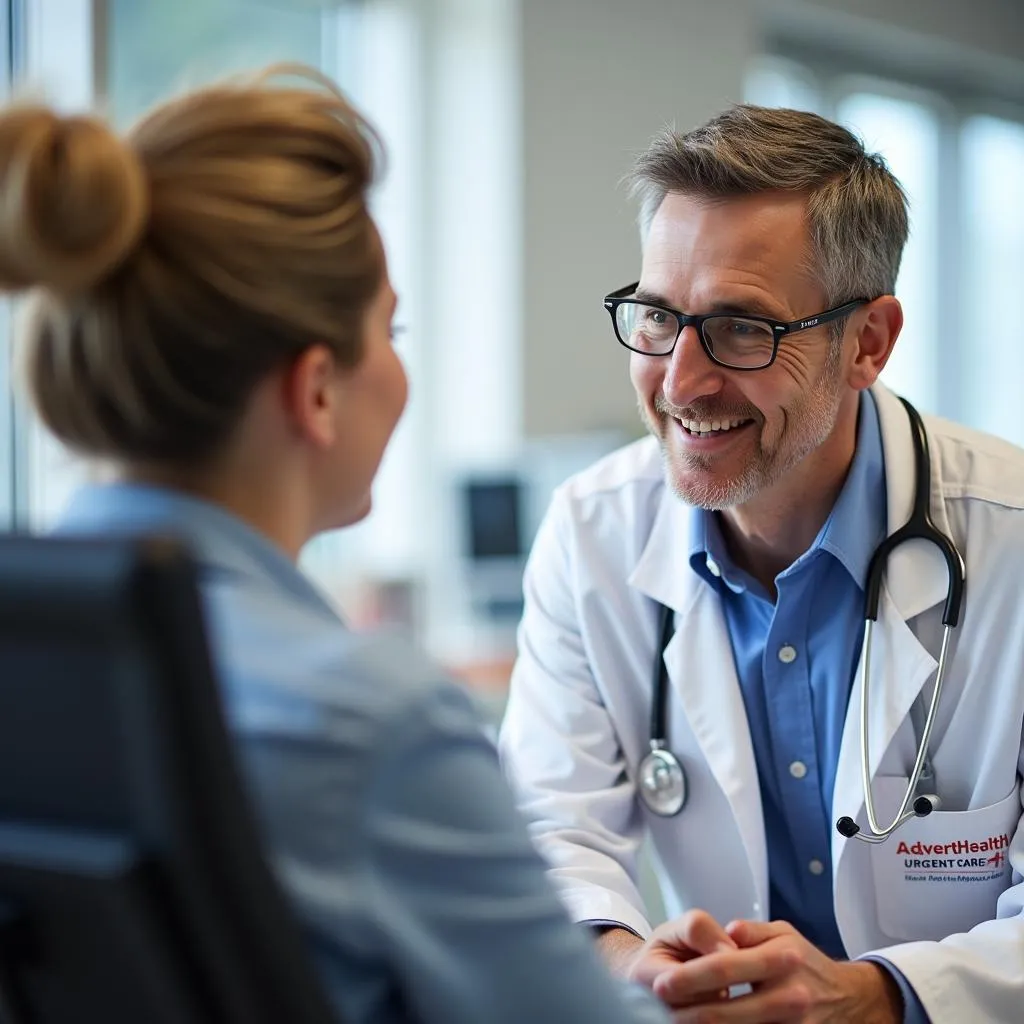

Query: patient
left=0, top=66, right=688, bottom=1023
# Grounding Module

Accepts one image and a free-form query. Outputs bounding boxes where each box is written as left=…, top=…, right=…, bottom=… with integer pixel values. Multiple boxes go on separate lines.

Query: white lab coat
left=499, top=384, right=1024, bottom=1022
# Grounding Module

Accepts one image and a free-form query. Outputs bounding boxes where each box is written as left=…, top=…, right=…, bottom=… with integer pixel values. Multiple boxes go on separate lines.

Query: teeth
left=678, top=416, right=748, bottom=437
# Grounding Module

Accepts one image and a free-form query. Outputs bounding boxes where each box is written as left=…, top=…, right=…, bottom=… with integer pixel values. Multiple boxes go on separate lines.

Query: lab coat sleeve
left=861, top=958, right=930, bottom=1024
left=860, top=766, right=1024, bottom=1022
left=498, top=493, right=653, bottom=938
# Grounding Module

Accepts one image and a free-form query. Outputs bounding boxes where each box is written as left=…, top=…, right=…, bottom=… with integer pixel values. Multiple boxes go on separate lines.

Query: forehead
left=640, top=191, right=817, bottom=311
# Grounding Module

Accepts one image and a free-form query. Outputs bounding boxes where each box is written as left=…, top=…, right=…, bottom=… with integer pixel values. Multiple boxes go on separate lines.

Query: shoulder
left=927, top=414, right=1024, bottom=512
left=526, top=436, right=677, bottom=600
left=546, top=435, right=669, bottom=540
left=873, top=383, right=1024, bottom=519
left=920, top=415, right=1024, bottom=589
left=207, top=573, right=487, bottom=844
left=556, top=435, right=663, bottom=504
left=202, top=571, right=474, bottom=766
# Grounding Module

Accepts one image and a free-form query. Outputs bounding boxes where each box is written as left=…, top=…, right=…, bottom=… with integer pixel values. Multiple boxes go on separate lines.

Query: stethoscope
left=638, top=398, right=966, bottom=845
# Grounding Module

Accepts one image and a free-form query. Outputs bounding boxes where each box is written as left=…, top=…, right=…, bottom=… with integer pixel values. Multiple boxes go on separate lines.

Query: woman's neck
left=120, top=456, right=314, bottom=561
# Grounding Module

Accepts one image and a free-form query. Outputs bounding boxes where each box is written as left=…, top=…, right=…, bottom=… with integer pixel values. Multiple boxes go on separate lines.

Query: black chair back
left=0, top=534, right=337, bottom=1023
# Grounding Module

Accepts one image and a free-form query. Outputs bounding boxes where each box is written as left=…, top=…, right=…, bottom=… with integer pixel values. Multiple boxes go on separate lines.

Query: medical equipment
left=638, top=600, right=688, bottom=815
left=638, top=399, right=966, bottom=843
left=837, top=398, right=965, bottom=842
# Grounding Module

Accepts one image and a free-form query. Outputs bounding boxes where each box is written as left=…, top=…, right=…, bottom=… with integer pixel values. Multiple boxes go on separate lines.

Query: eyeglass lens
left=615, top=302, right=777, bottom=368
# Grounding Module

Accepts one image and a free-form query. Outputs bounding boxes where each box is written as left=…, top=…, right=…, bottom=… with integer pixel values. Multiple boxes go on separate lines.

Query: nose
left=662, top=325, right=726, bottom=408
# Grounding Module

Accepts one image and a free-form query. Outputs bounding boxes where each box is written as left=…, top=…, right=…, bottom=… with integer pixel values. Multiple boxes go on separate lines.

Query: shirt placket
left=765, top=573, right=834, bottom=906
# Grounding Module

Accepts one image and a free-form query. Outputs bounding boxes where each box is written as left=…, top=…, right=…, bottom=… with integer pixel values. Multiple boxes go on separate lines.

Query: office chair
left=0, top=534, right=338, bottom=1024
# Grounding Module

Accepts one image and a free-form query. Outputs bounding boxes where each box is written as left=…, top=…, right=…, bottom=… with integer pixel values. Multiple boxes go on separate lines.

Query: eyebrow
left=632, top=287, right=783, bottom=320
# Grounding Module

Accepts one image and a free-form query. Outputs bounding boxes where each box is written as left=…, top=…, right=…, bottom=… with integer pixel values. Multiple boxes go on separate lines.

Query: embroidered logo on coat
left=895, top=832, right=1011, bottom=882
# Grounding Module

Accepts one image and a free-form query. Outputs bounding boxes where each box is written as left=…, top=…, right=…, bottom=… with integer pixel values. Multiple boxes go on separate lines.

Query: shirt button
left=706, top=557, right=721, bottom=577
left=789, top=760, right=808, bottom=780
left=808, top=859, right=825, bottom=876
left=778, top=644, right=798, bottom=664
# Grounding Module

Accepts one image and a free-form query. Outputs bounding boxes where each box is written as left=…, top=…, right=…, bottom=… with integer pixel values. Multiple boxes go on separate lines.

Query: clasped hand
left=627, top=912, right=902, bottom=1023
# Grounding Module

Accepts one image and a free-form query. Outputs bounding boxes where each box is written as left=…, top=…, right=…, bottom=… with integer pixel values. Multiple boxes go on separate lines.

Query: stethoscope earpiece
left=836, top=791, right=939, bottom=842
left=835, top=816, right=860, bottom=838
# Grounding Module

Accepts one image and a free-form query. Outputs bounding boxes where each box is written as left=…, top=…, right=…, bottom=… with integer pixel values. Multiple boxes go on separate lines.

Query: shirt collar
left=55, top=482, right=337, bottom=614
left=688, top=504, right=752, bottom=594
left=818, top=389, right=887, bottom=587
left=687, top=390, right=887, bottom=593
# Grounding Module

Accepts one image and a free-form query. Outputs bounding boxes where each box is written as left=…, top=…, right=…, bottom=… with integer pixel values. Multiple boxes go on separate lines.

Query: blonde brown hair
left=629, top=105, right=909, bottom=312
left=0, top=64, right=383, bottom=463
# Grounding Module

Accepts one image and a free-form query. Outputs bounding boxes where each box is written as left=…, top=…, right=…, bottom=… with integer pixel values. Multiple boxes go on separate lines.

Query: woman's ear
left=281, top=344, right=341, bottom=449
left=848, top=296, right=903, bottom=391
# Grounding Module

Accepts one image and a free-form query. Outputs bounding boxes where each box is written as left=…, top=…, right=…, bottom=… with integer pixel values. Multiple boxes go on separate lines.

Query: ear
left=847, top=296, right=903, bottom=391
left=281, top=344, right=342, bottom=449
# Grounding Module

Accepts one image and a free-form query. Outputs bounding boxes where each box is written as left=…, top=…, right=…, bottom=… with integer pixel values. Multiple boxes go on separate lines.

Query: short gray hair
left=629, top=105, right=909, bottom=309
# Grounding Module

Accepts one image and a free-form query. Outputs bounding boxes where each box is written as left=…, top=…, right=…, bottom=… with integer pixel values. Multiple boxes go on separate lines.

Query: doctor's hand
left=649, top=919, right=903, bottom=1023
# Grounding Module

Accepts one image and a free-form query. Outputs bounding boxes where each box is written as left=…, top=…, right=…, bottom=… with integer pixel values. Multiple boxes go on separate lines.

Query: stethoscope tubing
left=854, top=619, right=954, bottom=842
left=639, top=398, right=966, bottom=841
left=650, top=601, right=675, bottom=742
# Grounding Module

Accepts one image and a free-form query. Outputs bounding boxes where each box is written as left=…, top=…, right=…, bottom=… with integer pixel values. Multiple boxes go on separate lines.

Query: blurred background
left=1, top=0, right=1022, bottom=714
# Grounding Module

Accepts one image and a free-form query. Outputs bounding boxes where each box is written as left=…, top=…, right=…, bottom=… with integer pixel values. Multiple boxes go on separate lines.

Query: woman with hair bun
left=1, top=67, right=682, bottom=1023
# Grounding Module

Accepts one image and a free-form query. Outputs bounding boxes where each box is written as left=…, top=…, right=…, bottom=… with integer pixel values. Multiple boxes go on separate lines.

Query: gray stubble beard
left=641, top=353, right=845, bottom=511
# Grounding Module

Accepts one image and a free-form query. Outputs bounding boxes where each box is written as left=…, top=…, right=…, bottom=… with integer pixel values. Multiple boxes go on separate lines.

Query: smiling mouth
left=676, top=416, right=754, bottom=439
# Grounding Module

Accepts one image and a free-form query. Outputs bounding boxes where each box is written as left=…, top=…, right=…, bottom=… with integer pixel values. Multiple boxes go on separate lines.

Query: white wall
left=517, top=0, right=1024, bottom=440
left=520, top=0, right=755, bottom=438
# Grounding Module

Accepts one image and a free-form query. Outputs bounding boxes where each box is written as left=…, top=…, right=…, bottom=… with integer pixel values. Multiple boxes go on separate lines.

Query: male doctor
left=499, top=104, right=1024, bottom=1023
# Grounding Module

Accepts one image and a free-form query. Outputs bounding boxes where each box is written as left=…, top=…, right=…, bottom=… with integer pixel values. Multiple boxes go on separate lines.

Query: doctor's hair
left=0, top=62, right=383, bottom=464
left=629, top=105, right=909, bottom=338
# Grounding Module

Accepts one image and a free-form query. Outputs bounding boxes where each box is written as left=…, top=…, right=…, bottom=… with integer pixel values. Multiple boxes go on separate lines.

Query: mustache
left=654, top=395, right=759, bottom=422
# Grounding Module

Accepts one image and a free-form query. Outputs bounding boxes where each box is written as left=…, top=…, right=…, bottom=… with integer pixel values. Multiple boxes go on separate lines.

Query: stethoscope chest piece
left=638, top=743, right=687, bottom=816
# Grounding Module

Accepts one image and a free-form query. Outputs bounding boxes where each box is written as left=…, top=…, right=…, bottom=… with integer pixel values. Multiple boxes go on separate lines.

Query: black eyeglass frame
left=603, top=281, right=870, bottom=370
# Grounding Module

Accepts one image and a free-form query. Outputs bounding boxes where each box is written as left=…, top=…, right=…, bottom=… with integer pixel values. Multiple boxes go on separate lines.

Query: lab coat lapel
left=664, top=589, right=769, bottom=915
left=629, top=490, right=769, bottom=916
left=830, top=588, right=938, bottom=870
left=628, top=476, right=696, bottom=615
left=832, top=386, right=951, bottom=902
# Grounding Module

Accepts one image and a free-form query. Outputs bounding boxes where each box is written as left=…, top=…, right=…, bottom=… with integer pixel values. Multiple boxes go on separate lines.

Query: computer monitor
left=462, top=478, right=523, bottom=562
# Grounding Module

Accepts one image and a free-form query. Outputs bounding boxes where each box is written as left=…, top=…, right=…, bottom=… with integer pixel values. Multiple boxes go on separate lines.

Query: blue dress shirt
left=688, top=391, right=927, bottom=1023
left=55, top=483, right=668, bottom=1024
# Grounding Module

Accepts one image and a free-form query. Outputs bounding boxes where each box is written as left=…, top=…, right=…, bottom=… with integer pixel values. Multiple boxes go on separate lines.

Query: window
left=835, top=89, right=940, bottom=414
left=746, top=55, right=1024, bottom=444
left=962, top=114, right=1024, bottom=442
left=10, top=0, right=424, bottom=601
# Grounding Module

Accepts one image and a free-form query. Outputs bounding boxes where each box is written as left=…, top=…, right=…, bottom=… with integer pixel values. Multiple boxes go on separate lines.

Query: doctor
left=500, top=104, right=1024, bottom=1024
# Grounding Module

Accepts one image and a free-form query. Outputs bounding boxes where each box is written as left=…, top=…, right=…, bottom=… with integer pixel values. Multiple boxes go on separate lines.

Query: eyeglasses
left=603, top=282, right=869, bottom=370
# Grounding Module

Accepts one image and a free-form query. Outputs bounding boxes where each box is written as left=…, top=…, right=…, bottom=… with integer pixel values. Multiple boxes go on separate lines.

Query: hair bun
left=0, top=105, right=148, bottom=295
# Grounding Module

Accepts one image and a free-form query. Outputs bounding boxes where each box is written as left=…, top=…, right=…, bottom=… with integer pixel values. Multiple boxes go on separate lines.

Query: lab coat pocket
left=869, top=776, right=1017, bottom=942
